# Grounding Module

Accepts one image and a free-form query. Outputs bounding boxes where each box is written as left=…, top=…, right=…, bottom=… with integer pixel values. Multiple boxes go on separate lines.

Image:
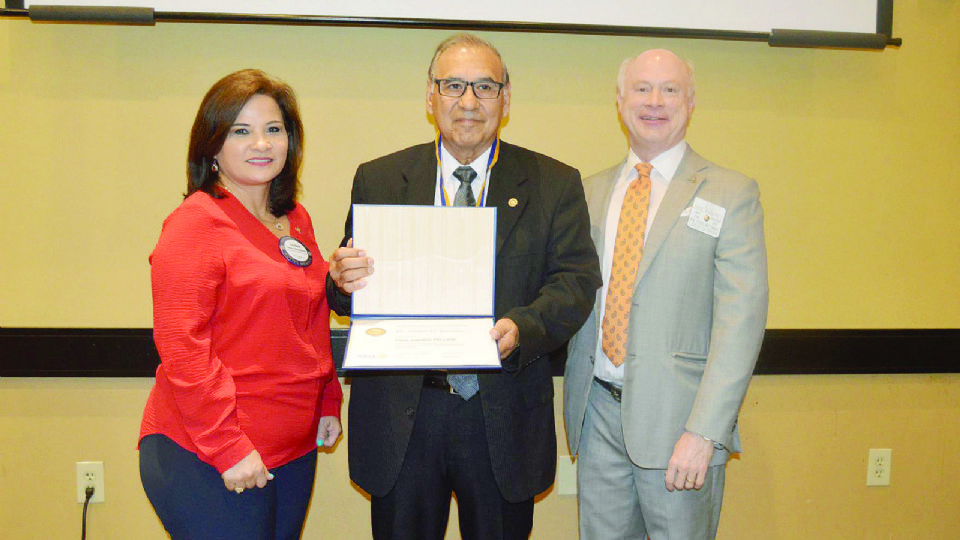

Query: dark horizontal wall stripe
left=0, top=328, right=160, bottom=377
left=1, top=328, right=957, bottom=377
left=754, top=329, right=959, bottom=375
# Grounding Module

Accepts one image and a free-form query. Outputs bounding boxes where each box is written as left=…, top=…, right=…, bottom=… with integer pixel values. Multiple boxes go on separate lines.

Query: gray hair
left=427, top=33, right=510, bottom=86
left=616, top=51, right=696, bottom=99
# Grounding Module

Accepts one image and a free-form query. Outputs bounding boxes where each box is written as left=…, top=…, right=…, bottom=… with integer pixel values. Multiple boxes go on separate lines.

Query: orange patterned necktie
left=601, top=162, right=652, bottom=367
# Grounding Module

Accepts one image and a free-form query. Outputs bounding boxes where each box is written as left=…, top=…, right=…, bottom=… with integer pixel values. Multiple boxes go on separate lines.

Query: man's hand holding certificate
left=341, top=205, right=502, bottom=369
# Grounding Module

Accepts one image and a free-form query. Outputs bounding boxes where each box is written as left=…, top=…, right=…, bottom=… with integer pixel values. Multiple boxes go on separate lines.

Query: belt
left=423, top=374, right=454, bottom=394
left=593, top=376, right=622, bottom=403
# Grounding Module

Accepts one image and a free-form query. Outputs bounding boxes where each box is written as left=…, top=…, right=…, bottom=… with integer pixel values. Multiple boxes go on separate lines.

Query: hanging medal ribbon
left=436, top=135, right=499, bottom=207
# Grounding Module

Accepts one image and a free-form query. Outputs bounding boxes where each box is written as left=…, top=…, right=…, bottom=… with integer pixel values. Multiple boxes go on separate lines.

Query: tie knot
left=453, top=166, right=478, bottom=185
left=635, top=162, right=652, bottom=179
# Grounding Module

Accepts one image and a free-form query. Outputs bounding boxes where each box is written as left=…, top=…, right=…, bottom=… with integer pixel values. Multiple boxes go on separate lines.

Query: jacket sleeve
left=502, top=166, right=602, bottom=372
left=684, top=178, right=769, bottom=447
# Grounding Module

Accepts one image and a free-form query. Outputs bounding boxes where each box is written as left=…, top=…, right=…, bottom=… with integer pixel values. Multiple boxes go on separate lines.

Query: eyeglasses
left=434, top=78, right=505, bottom=100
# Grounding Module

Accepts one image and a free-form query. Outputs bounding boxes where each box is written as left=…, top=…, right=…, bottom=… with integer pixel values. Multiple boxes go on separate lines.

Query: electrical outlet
left=76, top=461, right=105, bottom=503
left=866, top=448, right=891, bottom=486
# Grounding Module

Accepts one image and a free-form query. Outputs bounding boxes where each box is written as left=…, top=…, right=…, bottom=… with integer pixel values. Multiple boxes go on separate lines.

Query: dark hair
left=186, top=69, right=303, bottom=217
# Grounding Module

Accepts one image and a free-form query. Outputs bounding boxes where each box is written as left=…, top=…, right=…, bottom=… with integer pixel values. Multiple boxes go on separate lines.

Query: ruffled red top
left=139, top=190, right=342, bottom=473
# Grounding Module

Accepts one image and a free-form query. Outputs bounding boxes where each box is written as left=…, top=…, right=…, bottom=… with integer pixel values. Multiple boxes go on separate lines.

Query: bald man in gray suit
left=564, top=49, right=768, bottom=539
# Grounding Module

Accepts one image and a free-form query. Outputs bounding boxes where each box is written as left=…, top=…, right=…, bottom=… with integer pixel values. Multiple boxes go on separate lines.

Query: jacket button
left=405, top=407, right=415, bottom=417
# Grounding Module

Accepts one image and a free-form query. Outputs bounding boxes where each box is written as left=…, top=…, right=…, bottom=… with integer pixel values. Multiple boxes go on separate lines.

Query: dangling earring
left=211, top=159, right=220, bottom=173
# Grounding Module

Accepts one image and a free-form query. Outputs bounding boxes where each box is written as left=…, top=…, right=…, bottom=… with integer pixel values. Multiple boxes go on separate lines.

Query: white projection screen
left=11, top=1, right=895, bottom=41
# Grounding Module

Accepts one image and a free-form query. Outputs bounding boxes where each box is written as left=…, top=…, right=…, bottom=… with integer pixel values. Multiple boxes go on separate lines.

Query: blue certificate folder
left=342, top=205, right=501, bottom=370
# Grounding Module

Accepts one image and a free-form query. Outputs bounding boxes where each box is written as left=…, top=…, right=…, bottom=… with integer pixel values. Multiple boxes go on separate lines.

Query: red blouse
left=139, top=190, right=342, bottom=473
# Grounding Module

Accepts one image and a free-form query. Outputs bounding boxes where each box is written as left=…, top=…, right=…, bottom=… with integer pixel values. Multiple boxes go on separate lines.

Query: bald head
left=616, top=49, right=697, bottom=161
left=617, top=49, right=695, bottom=99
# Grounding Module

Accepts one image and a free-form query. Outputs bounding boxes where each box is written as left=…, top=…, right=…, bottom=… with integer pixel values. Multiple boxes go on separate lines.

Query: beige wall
left=2, top=1, right=960, bottom=538
left=1, top=376, right=959, bottom=539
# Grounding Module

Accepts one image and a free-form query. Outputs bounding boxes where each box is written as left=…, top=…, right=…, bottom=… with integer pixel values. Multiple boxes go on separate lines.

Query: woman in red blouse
left=138, top=69, right=342, bottom=539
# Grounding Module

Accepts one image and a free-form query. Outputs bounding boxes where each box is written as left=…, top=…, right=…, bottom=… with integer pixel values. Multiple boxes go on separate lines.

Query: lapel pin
left=508, top=197, right=519, bottom=207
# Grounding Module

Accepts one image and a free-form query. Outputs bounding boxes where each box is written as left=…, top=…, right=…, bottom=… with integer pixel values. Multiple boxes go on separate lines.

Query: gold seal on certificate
left=365, top=327, right=387, bottom=337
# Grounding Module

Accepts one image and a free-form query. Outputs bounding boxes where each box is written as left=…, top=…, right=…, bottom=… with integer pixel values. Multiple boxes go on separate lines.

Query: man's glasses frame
left=433, top=78, right=505, bottom=100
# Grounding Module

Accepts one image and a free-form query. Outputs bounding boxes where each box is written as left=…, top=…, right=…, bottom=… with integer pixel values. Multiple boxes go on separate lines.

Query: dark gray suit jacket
left=329, top=140, right=601, bottom=502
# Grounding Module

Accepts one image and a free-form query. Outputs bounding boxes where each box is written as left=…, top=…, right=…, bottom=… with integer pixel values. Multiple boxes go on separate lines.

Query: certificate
left=342, top=204, right=500, bottom=370
left=345, top=318, right=501, bottom=369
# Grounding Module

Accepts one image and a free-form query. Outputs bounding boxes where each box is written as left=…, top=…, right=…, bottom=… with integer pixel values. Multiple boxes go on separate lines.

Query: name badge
left=279, top=236, right=313, bottom=267
left=687, top=197, right=725, bottom=238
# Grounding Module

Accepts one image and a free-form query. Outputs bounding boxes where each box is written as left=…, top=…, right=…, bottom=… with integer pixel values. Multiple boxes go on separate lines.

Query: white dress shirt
left=434, top=144, right=492, bottom=207
left=593, top=141, right=688, bottom=386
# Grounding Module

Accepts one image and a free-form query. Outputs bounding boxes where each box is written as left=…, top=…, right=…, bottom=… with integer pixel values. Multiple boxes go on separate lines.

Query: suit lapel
left=400, top=144, right=439, bottom=205
left=485, top=143, right=529, bottom=253
left=592, top=163, right=624, bottom=263
left=589, top=165, right=622, bottom=326
left=403, top=141, right=526, bottom=253
left=635, top=148, right=709, bottom=283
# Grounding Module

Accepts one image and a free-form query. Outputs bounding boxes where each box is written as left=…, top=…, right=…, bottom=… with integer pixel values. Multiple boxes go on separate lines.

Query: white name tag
left=687, top=197, right=725, bottom=238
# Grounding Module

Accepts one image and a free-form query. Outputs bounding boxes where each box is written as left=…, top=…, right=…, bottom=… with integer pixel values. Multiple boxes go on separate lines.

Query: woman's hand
left=221, top=450, right=274, bottom=493
left=316, top=416, right=342, bottom=448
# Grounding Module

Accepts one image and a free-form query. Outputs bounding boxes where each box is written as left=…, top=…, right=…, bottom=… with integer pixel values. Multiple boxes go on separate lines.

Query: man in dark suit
left=327, top=33, right=601, bottom=539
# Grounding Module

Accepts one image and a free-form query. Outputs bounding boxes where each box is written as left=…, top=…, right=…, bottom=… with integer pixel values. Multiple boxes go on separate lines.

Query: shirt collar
left=440, top=143, right=492, bottom=181
left=626, top=140, right=687, bottom=183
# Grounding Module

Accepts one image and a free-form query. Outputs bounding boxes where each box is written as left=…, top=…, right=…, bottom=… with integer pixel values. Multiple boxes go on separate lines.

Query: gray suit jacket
left=564, top=146, right=768, bottom=468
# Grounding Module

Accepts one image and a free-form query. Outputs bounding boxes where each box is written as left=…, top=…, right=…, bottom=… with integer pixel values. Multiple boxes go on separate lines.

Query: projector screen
left=14, top=0, right=893, bottom=36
